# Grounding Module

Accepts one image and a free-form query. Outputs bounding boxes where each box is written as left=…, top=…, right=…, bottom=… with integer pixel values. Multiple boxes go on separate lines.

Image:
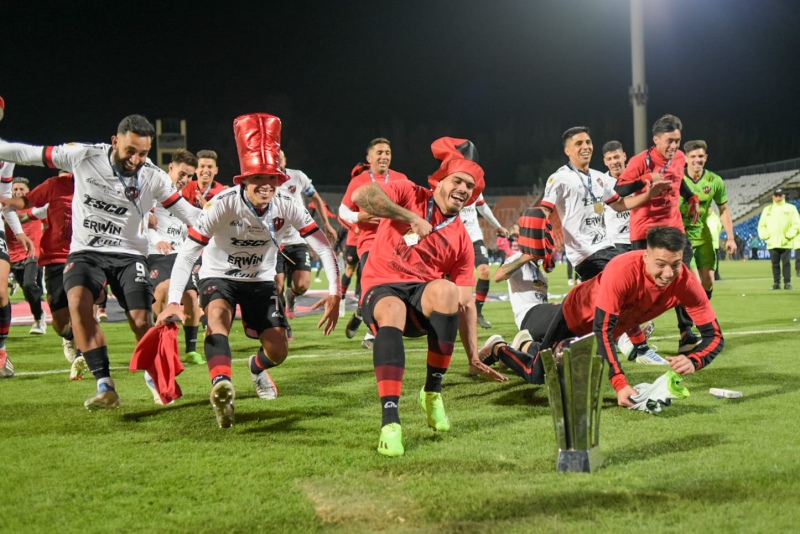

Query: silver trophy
left=540, top=333, right=605, bottom=473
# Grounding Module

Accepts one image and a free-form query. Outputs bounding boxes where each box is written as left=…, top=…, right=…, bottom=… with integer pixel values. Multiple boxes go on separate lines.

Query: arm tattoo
left=355, top=183, right=416, bottom=223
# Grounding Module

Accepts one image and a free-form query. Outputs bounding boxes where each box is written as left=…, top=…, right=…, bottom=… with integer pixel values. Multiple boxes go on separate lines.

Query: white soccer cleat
left=616, top=333, right=635, bottom=360
left=210, top=380, right=236, bottom=428
left=69, top=355, right=89, bottom=381
left=96, top=307, right=108, bottom=322
left=635, top=348, right=669, bottom=365
left=62, top=338, right=77, bottom=363
left=248, top=355, right=278, bottom=400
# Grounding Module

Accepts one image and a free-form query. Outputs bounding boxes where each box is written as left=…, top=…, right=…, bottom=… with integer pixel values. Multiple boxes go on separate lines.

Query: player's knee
left=424, top=280, right=459, bottom=313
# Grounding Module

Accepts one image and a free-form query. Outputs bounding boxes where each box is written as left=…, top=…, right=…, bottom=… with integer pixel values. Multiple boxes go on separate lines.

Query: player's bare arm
left=352, top=183, right=431, bottom=236
left=494, top=253, right=536, bottom=282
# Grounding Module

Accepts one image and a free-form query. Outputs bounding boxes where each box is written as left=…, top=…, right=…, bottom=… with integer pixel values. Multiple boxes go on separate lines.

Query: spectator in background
left=793, top=231, right=800, bottom=277
left=757, top=188, right=800, bottom=290
left=181, top=149, right=226, bottom=207
left=749, top=235, right=760, bottom=261
left=496, top=229, right=511, bottom=264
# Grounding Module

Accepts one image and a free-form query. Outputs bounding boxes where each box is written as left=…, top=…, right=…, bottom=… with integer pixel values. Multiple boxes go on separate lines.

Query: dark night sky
left=2, top=0, right=799, bottom=188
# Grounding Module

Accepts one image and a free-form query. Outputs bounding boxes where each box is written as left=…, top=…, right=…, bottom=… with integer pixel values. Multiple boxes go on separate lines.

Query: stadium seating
left=724, top=170, right=797, bottom=220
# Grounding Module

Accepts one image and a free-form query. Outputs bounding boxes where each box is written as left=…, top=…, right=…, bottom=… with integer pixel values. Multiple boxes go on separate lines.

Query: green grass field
left=1, top=260, right=798, bottom=533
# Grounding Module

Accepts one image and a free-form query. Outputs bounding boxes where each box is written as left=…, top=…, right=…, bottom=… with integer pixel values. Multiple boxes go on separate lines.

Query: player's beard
left=113, top=150, right=144, bottom=177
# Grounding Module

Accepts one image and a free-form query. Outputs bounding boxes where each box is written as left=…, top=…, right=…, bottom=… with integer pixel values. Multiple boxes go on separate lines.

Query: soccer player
left=157, top=113, right=340, bottom=428
left=459, top=192, right=507, bottom=329
left=0, top=114, right=200, bottom=407
left=352, top=137, right=506, bottom=457
left=613, top=114, right=702, bottom=353
left=338, top=139, right=410, bottom=349
left=181, top=149, right=226, bottom=207
left=147, top=149, right=204, bottom=365
left=679, top=140, right=737, bottom=299
left=275, top=149, right=338, bottom=327
left=5, top=177, right=46, bottom=335
left=480, top=226, right=724, bottom=406
left=601, top=141, right=632, bottom=253
left=338, top=163, right=369, bottom=310
left=2, top=170, right=91, bottom=378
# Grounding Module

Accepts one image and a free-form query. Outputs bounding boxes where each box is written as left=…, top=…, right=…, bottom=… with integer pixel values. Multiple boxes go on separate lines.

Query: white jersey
left=147, top=203, right=188, bottom=256
left=542, top=164, right=619, bottom=266
left=0, top=162, right=23, bottom=235
left=603, top=174, right=630, bottom=245
left=278, top=168, right=316, bottom=246
left=4, top=141, right=200, bottom=256
left=503, top=252, right=549, bottom=329
left=460, top=194, right=485, bottom=242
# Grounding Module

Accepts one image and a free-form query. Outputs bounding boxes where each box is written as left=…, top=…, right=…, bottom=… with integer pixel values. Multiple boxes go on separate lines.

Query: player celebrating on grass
left=0, top=114, right=200, bottom=408
left=352, top=137, right=506, bottom=457
left=157, top=113, right=340, bottom=429
left=480, top=226, right=724, bottom=406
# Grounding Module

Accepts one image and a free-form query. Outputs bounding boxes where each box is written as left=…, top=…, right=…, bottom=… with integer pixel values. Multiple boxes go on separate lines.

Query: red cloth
left=5, top=208, right=43, bottom=263
left=24, top=173, right=74, bottom=265
left=130, top=323, right=185, bottom=404
left=181, top=180, right=227, bottom=208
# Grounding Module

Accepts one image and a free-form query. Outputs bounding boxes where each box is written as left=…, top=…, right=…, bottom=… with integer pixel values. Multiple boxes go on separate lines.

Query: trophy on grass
left=540, top=333, right=605, bottom=473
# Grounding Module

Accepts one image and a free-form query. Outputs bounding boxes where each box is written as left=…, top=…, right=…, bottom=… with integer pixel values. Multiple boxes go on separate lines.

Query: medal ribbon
left=240, top=188, right=278, bottom=248
left=567, top=162, right=600, bottom=206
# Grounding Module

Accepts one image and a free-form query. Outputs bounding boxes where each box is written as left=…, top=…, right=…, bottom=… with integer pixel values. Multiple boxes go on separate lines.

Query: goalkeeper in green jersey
left=679, top=140, right=737, bottom=300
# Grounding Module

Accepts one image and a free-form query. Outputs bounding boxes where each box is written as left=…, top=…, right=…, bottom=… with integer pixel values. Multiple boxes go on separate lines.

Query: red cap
left=0, top=96, right=5, bottom=122
left=427, top=137, right=485, bottom=205
left=232, top=113, right=289, bottom=185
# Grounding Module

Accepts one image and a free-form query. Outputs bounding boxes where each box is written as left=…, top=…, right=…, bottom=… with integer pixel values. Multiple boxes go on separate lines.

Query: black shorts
left=344, top=245, right=359, bottom=268
left=198, top=278, right=288, bottom=339
left=575, top=247, right=619, bottom=281
left=63, top=251, right=153, bottom=312
left=522, top=302, right=575, bottom=350
left=45, top=263, right=68, bottom=312
left=614, top=243, right=632, bottom=254
left=0, top=231, right=9, bottom=264
left=361, top=281, right=434, bottom=338
left=277, top=243, right=312, bottom=274
left=473, top=239, right=489, bottom=267
left=147, top=254, right=197, bottom=292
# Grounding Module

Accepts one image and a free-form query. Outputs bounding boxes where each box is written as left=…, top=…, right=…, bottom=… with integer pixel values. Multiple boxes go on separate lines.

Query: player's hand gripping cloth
left=130, top=322, right=185, bottom=405
left=518, top=208, right=555, bottom=272
left=629, top=370, right=690, bottom=414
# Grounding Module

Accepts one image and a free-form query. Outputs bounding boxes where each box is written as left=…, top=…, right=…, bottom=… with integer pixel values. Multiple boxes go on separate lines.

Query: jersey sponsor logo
left=227, top=252, right=264, bottom=268
left=86, top=235, right=123, bottom=247
left=167, top=226, right=184, bottom=237
left=246, top=225, right=266, bottom=234
left=224, top=268, right=258, bottom=278
left=83, top=194, right=129, bottom=215
left=383, top=401, right=398, bottom=409
left=203, top=201, right=214, bottom=210
left=85, top=176, right=119, bottom=195
left=616, top=211, right=630, bottom=220
left=230, top=238, right=271, bottom=247
left=230, top=220, right=243, bottom=227
left=83, top=216, right=122, bottom=235
left=271, top=310, right=283, bottom=318
left=272, top=217, right=285, bottom=231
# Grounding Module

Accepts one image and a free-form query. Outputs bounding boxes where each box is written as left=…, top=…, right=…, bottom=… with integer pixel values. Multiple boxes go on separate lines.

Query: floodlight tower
left=629, top=0, right=647, bottom=153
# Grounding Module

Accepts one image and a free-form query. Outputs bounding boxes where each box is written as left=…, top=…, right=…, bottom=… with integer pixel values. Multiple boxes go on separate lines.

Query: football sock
left=496, top=343, right=544, bottom=385
left=475, top=279, right=490, bottom=315
left=0, top=303, right=10, bottom=350
left=374, top=327, right=405, bottom=426
left=83, top=346, right=111, bottom=379
left=424, top=311, right=458, bottom=393
left=184, top=325, right=199, bottom=353
left=205, top=333, right=232, bottom=384
left=705, top=289, right=713, bottom=300
left=340, top=274, right=351, bottom=298
left=251, top=347, right=278, bottom=373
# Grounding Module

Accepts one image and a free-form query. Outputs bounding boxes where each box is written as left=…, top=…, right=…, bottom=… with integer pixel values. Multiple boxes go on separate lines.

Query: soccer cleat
left=635, top=348, right=670, bottom=365
left=96, top=307, right=108, bottom=322
left=0, top=350, right=14, bottom=378
left=29, top=317, right=45, bottom=335
left=183, top=351, right=205, bottom=365
left=772, top=283, right=781, bottom=290
left=642, top=320, right=656, bottom=340
left=248, top=355, right=278, bottom=400
left=785, top=283, right=793, bottom=290
left=69, top=355, right=89, bottom=381
left=377, top=423, right=404, bottom=457
left=8, top=280, right=17, bottom=296
left=84, top=382, right=121, bottom=411
left=314, top=277, right=322, bottom=283
left=477, top=314, right=493, bottom=329
left=62, top=338, right=77, bottom=363
left=362, top=334, right=374, bottom=350
left=567, top=279, right=575, bottom=286
left=284, top=287, right=296, bottom=319
left=209, top=379, right=236, bottom=428
left=345, top=313, right=363, bottom=339
left=511, top=330, right=533, bottom=352
left=418, top=388, right=450, bottom=432
left=144, top=371, right=164, bottom=405
left=678, top=330, right=700, bottom=355
left=286, top=324, right=294, bottom=342
left=479, top=334, right=504, bottom=366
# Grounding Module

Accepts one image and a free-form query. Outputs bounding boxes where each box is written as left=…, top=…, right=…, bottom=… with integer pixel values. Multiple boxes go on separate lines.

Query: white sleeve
left=306, top=231, right=341, bottom=296
left=542, top=173, right=564, bottom=208
left=300, top=172, right=316, bottom=197
left=0, top=178, right=23, bottom=235
left=338, top=202, right=360, bottom=224
left=476, top=202, right=502, bottom=228
left=0, top=140, right=48, bottom=167
left=167, top=239, right=205, bottom=304
left=31, top=204, right=49, bottom=220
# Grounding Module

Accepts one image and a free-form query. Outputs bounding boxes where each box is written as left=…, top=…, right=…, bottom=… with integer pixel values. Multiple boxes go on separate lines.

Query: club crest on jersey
left=272, top=217, right=285, bottom=231
left=288, top=185, right=297, bottom=194
left=149, top=269, right=159, bottom=279
left=703, top=186, right=711, bottom=194
left=203, top=285, right=217, bottom=295
left=597, top=177, right=604, bottom=187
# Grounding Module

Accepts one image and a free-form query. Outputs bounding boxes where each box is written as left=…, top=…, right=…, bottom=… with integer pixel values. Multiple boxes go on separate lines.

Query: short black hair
left=117, top=114, right=155, bottom=137
left=171, top=148, right=197, bottom=167
left=196, top=150, right=218, bottom=162
left=562, top=126, right=590, bottom=147
left=652, top=114, right=682, bottom=136
left=602, top=140, right=623, bottom=155
left=367, top=138, right=391, bottom=152
left=683, top=140, right=708, bottom=153
left=646, top=226, right=686, bottom=252
left=11, top=176, right=30, bottom=186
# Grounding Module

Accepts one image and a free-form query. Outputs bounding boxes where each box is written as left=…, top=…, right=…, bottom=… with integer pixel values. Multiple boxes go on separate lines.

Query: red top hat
left=427, top=137, right=485, bottom=205
left=0, top=96, right=5, bottom=122
left=232, top=113, right=289, bottom=185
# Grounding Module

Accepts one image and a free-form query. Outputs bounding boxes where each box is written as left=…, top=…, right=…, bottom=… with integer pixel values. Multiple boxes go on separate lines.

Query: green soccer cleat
left=418, top=387, right=450, bottom=432
left=183, top=351, right=205, bottom=365
left=377, top=423, right=404, bottom=457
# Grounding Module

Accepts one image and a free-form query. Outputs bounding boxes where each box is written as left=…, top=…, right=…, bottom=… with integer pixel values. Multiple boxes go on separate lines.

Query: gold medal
left=594, top=202, right=604, bottom=214
left=403, top=230, right=419, bottom=246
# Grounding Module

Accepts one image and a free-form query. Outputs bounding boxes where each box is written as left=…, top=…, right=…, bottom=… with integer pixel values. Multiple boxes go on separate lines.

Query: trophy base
left=556, top=447, right=603, bottom=473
